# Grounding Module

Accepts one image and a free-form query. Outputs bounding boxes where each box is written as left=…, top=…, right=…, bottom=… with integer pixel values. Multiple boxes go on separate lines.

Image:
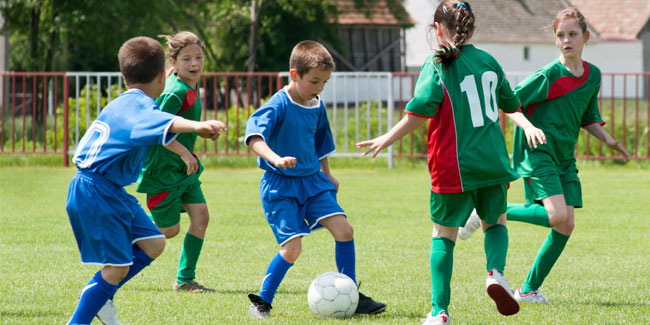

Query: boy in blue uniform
left=244, top=40, right=386, bottom=318
left=66, top=36, right=224, bottom=325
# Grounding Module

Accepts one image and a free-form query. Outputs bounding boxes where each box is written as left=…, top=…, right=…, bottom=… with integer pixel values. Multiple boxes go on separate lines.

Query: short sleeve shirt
left=512, top=60, right=603, bottom=175
left=245, top=87, right=335, bottom=177
left=72, top=89, right=179, bottom=187
left=405, top=45, right=520, bottom=193
left=138, top=73, right=203, bottom=193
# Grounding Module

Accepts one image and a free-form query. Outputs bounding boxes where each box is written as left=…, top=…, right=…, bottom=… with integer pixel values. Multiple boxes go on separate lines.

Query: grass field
left=1, top=161, right=649, bottom=324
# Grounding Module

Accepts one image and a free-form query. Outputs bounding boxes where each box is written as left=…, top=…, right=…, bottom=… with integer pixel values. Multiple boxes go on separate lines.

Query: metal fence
left=1, top=71, right=649, bottom=167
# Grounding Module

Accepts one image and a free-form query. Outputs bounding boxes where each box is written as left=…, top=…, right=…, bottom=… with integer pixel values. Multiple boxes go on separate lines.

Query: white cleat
left=96, top=299, right=121, bottom=325
left=514, top=288, right=549, bottom=303
left=421, top=311, right=449, bottom=325
left=458, top=210, right=481, bottom=240
left=486, top=269, right=519, bottom=316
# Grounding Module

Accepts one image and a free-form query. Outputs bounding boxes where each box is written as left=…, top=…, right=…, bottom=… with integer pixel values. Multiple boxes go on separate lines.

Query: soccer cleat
left=248, top=294, right=272, bottom=319
left=485, top=269, right=519, bottom=316
left=173, top=280, right=215, bottom=293
left=514, top=288, right=549, bottom=303
left=355, top=291, right=387, bottom=315
left=458, top=210, right=481, bottom=240
left=96, top=299, right=121, bottom=325
left=421, top=311, right=449, bottom=325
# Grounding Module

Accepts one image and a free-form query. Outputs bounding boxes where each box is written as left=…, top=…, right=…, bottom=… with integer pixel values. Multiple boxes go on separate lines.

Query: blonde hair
left=158, top=31, right=205, bottom=61
left=553, top=8, right=588, bottom=33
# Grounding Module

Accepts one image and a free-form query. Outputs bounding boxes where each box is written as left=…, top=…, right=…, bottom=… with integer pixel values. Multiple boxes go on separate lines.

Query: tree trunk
left=247, top=0, right=262, bottom=73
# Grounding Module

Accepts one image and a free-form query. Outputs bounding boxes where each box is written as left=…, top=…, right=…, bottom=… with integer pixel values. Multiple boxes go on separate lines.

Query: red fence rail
left=1, top=71, right=647, bottom=166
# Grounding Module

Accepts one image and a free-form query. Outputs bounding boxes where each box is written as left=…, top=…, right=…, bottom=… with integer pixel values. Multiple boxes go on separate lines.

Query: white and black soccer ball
left=308, top=272, right=359, bottom=318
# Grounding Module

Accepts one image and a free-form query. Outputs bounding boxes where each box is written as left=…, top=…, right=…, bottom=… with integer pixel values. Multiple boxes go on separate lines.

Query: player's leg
left=69, top=266, right=127, bottom=325
left=173, top=182, right=213, bottom=292
left=249, top=237, right=300, bottom=318
left=476, top=183, right=519, bottom=316
left=146, top=190, right=183, bottom=238
left=517, top=173, right=581, bottom=302
left=427, top=190, right=470, bottom=321
left=248, top=180, right=302, bottom=318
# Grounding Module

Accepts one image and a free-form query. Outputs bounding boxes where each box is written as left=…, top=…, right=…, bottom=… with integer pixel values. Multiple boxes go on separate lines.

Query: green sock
left=430, top=237, right=455, bottom=316
left=506, top=203, right=551, bottom=227
left=177, top=233, right=204, bottom=283
left=521, top=229, right=570, bottom=293
left=483, top=224, right=508, bottom=274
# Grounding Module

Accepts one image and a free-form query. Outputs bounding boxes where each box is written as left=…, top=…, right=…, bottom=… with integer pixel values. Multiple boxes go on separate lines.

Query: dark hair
left=118, top=36, right=165, bottom=85
left=289, top=40, right=335, bottom=77
left=430, top=1, right=475, bottom=67
left=553, top=8, right=587, bottom=34
left=158, top=31, right=205, bottom=61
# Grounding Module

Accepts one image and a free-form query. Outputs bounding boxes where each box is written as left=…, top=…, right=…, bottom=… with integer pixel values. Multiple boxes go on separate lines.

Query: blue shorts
left=66, top=171, right=164, bottom=266
left=260, top=171, right=345, bottom=246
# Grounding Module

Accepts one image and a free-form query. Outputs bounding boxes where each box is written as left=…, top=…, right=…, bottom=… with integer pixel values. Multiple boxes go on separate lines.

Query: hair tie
left=456, top=2, right=467, bottom=9
left=450, top=46, right=457, bottom=50
left=442, top=5, right=448, bottom=13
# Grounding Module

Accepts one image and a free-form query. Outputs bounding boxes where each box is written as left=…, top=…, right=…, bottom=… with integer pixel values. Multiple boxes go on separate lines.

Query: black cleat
left=355, top=291, right=387, bottom=315
left=248, top=294, right=272, bottom=319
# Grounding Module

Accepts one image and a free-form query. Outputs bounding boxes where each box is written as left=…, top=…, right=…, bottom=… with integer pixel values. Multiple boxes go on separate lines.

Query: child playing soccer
left=244, top=40, right=386, bottom=319
left=459, top=8, right=629, bottom=303
left=137, top=31, right=221, bottom=293
left=66, top=36, right=225, bottom=325
left=357, top=2, right=545, bottom=323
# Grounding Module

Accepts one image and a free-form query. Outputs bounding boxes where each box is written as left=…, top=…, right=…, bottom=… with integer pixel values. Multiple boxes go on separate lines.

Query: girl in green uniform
left=357, top=1, right=544, bottom=323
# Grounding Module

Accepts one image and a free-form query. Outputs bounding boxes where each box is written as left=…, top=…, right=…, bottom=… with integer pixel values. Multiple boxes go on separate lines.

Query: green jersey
left=512, top=60, right=603, bottom=176
left=137, top=73, right=203, bottom=193
left=405, top=45, right=520, bottom=193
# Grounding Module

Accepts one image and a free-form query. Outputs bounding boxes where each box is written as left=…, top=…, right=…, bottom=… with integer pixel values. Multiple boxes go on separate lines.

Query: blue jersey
left=245, top=87, right=335, bottom=176
left=72, top=89, right=179, bottom=187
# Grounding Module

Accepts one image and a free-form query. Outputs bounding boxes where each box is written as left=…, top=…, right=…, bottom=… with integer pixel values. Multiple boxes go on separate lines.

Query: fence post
left=63, top=74, right=69, bottom=167
left=387, top=73, right=394, bottom=169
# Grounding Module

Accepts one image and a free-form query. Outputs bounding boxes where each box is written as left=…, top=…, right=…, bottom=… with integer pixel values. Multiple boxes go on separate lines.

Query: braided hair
left=431, top=1, right=475, bottom=67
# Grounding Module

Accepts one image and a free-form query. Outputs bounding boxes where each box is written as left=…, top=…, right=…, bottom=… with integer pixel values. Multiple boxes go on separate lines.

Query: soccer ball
left=308, top=272, right=359, bottom=318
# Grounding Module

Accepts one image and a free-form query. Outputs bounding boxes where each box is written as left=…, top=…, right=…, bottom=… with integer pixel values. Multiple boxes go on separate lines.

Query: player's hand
left=196, top=120, right=227, bottom=140
left=608, top=140, right=629, bottom=161
left=274, top=156, right=297, bottom=169
left=523, top=125, right=546, bottom=148
left=356, top=135, right=388, bottom=158
left=326, top=174, right=339, bottom=192
left=180, top=152, right=199, bottom=175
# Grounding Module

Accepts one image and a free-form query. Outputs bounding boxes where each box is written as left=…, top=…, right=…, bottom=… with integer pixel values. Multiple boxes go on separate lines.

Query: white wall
left=404, top=0, right=438, bottom=71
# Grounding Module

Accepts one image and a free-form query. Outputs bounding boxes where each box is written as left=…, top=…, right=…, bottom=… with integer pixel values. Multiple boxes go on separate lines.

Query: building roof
left=335, top=0, right=415, bottom=26
left=568, top=0, right=650, bottom=41
left=470, top=0, right=568, bottom=43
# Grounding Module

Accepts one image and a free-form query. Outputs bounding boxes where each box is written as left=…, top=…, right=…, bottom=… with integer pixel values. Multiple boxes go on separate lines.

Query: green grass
left=1, top=162, right=649, bottom=324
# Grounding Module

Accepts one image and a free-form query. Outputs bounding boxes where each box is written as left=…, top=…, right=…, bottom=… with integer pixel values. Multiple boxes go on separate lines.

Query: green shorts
left=146, top=180, right=206, bottom=228
left=523, top=151, right=582, bottom=208
left=429, top=183, right=508, bottom=227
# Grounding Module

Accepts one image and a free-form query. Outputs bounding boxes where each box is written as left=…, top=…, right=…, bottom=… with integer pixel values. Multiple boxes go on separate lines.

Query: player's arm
left=583, top=123, right=629, bottom=161
left=505, top=111, right=546, bottom=148
left=169, top=118, right=226, bottom=140
left=164, top=139, right=198, bottom=175
left=247, top=136, right=296, bottom=169
left=320, top=157, right=339, bottom=191
left=356, top=113, right=427, bottom=158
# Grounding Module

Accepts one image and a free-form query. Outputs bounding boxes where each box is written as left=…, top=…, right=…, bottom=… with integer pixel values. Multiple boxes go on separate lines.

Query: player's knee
left=337, top=223, right=354, bottom=241
left=547, top=208, right=568, bottom=227
left=148, top=237, right=166, bottom=258
left=161, top=225, right=180, bottom=238
left=280, top=241, right=302, bottom=263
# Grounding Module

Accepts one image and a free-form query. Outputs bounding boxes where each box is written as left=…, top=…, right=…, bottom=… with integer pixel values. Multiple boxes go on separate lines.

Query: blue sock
left=335, top=239, right=356, bottom=284
left=118, top=245, right=154, bottom=288
left=68, top=272, right=118, bottom=325
left=258, top=252, right=293, bottom=304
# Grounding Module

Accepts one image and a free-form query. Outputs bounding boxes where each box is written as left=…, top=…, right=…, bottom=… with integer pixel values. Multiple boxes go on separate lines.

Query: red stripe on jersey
left=526, top=103, right=538, bottom=118
left=147, top=191, right=169, bottom=210
left=581, top=120, right=606, bottom=127
left=427, top=85, right=463, bottom=193
left=405, top=110, right=434, bottom=119
left=547, top=61, right=589, bottom=101
left=177, top=88, right=198, bottom=116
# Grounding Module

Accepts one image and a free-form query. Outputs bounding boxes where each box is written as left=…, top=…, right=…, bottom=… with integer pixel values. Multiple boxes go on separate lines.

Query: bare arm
left=320, top=157, right=339, bottom=191
left=506, top=111, right=546, bottom=148
left=356, top=114, right=428, bottom=158
left=164, top=139, right=198, bottom=175
left=583, top=123, right=629, bottom=160
left=169, top=119, right=227, bottom=140
left=247, top=136, right=297, bottom=169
